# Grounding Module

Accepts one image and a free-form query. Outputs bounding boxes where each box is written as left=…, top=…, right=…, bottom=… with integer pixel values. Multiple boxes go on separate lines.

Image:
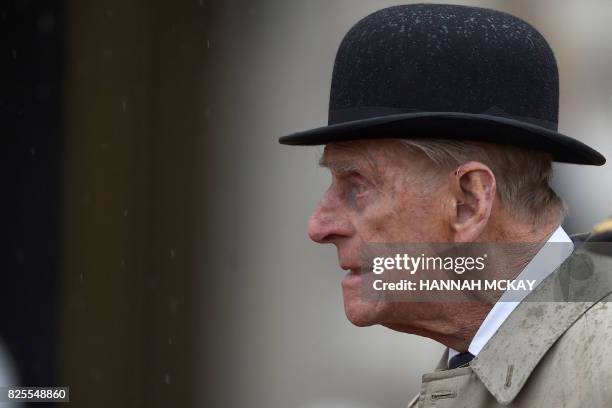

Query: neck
left=385, top=301, right=492, bottom=352
left=386, top=218, right=562, bottom=352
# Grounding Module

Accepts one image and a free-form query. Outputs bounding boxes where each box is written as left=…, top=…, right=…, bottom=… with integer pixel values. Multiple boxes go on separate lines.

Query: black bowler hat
left=279, top=3, right=606, bottom=166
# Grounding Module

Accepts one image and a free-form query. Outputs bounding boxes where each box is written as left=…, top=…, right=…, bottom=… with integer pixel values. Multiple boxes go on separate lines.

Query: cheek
left=352, top=196, right=402, bottom=242
left=356, top=190, right=446, bottom=242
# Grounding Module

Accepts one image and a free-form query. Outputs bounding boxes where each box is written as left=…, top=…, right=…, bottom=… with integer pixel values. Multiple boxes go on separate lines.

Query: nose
left=308, top=193, right=353, bottom=244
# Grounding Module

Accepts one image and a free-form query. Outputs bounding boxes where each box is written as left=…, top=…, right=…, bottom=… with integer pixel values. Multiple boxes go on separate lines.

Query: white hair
left=398, top=139, right=567, bottom=225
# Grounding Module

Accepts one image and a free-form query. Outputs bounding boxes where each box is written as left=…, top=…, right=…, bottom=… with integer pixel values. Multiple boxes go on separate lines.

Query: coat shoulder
left=548, top=293, right=612, bottom=401
left=560, top=292, right=612, bottom=351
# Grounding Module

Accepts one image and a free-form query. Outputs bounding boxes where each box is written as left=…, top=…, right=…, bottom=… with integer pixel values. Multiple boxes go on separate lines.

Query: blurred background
left=3, top=0, right=611, bottom=407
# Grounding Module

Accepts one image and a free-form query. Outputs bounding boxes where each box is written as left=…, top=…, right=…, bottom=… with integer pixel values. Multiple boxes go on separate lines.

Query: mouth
left=340, top=263, right=363, bottom=274
left=341, top=267, right=367, bottom=294
left=341, top=261, right=374, bottom=275
left=348, top=268, right=364, bottom=276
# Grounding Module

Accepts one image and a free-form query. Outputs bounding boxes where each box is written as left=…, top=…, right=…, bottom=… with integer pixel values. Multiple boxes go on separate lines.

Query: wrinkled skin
left=307, top=139, right=557, bottom=351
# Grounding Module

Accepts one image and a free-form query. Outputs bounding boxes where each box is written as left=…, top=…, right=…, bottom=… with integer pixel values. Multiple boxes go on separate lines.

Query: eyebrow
left=318, top=156, right=361, bottom=174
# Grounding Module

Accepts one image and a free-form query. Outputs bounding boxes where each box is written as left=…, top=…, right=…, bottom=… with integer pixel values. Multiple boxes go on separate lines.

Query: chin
left=343, top=297, right=385, bottom=327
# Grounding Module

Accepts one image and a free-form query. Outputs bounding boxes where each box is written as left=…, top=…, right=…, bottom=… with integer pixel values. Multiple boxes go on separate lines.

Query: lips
left=342, top=269, right=363, bottom=286
left=339, top=262, right=365, bottom=275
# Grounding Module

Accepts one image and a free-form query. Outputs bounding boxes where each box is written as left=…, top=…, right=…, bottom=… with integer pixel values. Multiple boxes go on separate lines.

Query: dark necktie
left=448, top=352, right=475, bottom=369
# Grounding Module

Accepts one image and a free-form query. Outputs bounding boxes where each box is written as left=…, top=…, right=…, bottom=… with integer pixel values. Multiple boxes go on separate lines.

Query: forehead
left=319, top=139, right=407, bottom=174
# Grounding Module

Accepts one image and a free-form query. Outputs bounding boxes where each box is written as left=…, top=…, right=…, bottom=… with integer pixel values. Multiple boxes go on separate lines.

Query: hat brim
left=278, top=112, right=606, bottom=166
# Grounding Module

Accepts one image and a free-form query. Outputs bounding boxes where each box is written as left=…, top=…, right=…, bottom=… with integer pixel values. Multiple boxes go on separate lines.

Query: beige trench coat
left=407, top=235, right=612, bottom=408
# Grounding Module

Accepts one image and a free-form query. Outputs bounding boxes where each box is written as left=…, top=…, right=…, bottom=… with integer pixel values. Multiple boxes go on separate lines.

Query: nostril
left=308, top=216, right=345, bottom=244
left=320, top=233, right=343, bottom=244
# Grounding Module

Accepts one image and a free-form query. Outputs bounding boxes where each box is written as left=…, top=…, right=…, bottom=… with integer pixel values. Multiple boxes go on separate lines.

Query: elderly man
left=279, top=4, right=612, bottom=408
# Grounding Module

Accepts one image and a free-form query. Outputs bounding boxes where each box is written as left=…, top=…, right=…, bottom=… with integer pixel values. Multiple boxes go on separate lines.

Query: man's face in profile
left=308, top=139, right=452, bottom=327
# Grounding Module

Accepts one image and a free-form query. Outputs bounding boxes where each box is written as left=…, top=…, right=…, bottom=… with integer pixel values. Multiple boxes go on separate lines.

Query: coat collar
left=469, top=242, right=612, bottom=405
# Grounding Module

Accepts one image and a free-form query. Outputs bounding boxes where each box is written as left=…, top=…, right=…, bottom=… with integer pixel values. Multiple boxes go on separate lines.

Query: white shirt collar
left=448, top=225, right=574, bottom=364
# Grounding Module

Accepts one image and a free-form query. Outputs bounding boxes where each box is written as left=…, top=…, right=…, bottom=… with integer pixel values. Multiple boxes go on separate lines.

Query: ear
left=449, top=161, right=496, bottom=242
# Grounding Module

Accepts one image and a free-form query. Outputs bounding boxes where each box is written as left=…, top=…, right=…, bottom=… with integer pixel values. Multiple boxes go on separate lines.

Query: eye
left=333, top=171, right=372, bottom=204
left=348, top=173, right=369, bottom=196
left=354, top=181, right=368, bottom=195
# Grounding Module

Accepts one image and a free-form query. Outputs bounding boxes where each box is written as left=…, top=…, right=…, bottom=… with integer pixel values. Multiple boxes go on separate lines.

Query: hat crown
left=329, top=4, right=559, bottom=130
